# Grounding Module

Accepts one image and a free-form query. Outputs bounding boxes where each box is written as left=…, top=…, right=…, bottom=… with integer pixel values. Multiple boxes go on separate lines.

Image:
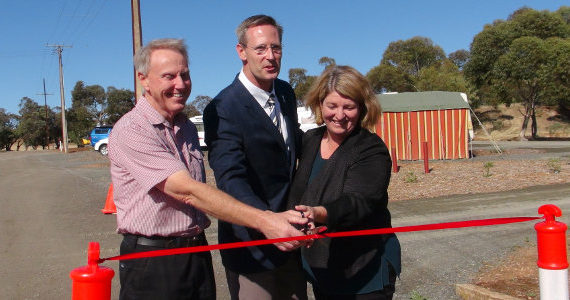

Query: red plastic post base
left=70, top=242, right=115, bottom=300
left=535, top=204, right=569, bottom=270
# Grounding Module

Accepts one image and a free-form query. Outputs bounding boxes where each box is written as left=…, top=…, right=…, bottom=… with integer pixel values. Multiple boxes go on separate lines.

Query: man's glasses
left=241, top=44, right=283, bottom=55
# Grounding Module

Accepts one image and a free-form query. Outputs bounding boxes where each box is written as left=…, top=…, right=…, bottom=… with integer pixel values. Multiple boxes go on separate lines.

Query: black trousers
left=119, top=233, right=216, bottom=300
left=312, top=265, right=397, bottom=300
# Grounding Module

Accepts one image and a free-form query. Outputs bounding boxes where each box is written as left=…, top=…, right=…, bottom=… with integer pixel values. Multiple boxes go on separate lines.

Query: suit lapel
left=274, top=82, right=297, bottom=173
left=274, top=82, right=293, bottom=136
left=234, top=78, right=287, bottom=150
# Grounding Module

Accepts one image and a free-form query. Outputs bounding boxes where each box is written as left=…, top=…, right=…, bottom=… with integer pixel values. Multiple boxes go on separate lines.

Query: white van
left=189, top=115, right=206, bottom=149
left=297, top=106, right=319, bottom=132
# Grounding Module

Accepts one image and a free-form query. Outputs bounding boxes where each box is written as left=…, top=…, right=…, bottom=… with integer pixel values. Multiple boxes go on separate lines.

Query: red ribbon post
left=99, top=216, right=541, bottom=263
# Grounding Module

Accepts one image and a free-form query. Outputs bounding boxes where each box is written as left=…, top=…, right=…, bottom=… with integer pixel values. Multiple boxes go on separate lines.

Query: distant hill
left=472, top=103, right=570, bottom=141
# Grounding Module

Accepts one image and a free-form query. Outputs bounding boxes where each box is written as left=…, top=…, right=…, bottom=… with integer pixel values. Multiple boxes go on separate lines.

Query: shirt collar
left=238, top=69, right=276, bottom=107
left=137, top=96, right=184, bottom=127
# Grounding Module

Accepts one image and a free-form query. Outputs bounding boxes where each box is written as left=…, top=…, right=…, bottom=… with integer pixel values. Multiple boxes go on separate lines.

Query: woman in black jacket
left=288, top=65, right=401, bottom=299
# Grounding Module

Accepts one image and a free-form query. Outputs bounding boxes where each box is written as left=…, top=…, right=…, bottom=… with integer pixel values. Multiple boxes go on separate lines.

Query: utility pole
left=46, top=44, right=72, bottom=153
left=131, top=0, right=143, bottom=102
left=37, top=79, right=52, bottom=149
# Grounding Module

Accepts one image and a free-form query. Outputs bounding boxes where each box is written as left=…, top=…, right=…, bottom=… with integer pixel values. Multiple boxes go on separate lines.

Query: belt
left=124, top=232, right=206, bottom=248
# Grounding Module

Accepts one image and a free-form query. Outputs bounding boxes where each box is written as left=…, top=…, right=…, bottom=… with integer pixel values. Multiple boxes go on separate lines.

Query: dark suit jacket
left=203, top=75, right=302, bottom=273
left=287, top=126, right=401, bottom=292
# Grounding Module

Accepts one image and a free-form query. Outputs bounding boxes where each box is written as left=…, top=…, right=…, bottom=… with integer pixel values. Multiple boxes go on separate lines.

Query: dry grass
left=473, top=103, right=570, bottom=141
left=475, top=239, right=570, bottom=299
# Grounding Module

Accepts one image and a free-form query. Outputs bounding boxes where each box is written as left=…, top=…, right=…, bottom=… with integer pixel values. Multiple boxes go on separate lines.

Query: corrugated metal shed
left=375, top=91, right=472, bottom=160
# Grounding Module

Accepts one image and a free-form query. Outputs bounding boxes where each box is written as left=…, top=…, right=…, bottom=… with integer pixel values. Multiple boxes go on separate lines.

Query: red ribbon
left=100, top=216, right=541, bottom=263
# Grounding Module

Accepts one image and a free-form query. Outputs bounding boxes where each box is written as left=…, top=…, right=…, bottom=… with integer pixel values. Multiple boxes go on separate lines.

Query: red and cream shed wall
left=375, top=91, right=473, bottom=160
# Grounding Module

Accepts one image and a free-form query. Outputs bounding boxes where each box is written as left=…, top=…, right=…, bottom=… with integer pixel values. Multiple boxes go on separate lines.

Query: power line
left=47, top=0, right=69, bottom=43
left=67, top=0, right=105, bottom=44
left=58, top=0, right=85, bottom=42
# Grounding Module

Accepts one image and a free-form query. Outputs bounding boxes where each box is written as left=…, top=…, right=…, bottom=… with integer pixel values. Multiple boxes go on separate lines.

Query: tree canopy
left=190, top=95, right=212, bottom=114
left=448, top=49, right=470, bottom=70
left=366, top=36, right=465, bottom=95
left=15, top=97, right=55, bottom=150
left=464, top=7, right=570, bottom=139
left=366, top=64, right=415, bottom=93
left=106, top=87, right=135, bottom=125
left=380, top=36, right=446, bottom=77
left=0, top=108, right=17, bottom=151
left=67, top=81, right=135, bottom=145
left=288, top=67, right=316, bottom=104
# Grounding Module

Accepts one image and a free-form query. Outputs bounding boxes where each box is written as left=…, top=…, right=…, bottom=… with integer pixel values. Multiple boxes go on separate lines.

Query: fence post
left=422, top=141, right=429, bottom=173
left=535, top=204, right=568, bottom=300
left=391, top=147, right=398, bottom=173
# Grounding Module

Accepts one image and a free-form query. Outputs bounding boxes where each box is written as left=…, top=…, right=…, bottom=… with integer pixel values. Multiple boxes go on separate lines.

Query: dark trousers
left=312, top=265, right=397, bottom=300
left=225, top=253, right=307, bottom=300
left=119, top=233, right=215, bottom=300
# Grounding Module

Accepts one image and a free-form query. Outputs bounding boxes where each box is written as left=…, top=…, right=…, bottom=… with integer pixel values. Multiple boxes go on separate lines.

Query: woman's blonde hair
left=305, top=65, right=381, bottom=131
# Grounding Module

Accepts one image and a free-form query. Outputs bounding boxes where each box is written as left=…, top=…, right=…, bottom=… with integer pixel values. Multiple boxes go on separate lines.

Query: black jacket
left=203, top=75, right=302, bottom=273
left=288, top=126, right=400, bottom=291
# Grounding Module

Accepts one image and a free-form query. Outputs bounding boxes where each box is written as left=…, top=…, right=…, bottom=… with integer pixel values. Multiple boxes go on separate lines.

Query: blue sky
left=0, top=0, right=567, bottom=115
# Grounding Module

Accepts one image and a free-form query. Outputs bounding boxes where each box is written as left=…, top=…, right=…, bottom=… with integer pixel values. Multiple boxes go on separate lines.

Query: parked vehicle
left=187, top=109, right=317, bottom=152
left=89, top=126, right=112, bottom=147
left=189, top=116, right=206, bottom=149
left=297, top=107, right=319, bottom=132
left=94, top=138, right=109, bottom=156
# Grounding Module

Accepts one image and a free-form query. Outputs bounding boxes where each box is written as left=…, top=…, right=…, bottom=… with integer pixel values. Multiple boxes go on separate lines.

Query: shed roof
left=376, top=91, right=470, bottom=112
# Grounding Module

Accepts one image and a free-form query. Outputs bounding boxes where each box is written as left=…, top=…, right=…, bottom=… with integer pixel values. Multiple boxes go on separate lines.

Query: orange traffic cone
left=101, top=184, right=116, bottom=214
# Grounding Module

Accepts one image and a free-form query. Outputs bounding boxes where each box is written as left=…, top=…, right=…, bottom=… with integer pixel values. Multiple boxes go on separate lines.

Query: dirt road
left=1, top=149, right=569, bottom=299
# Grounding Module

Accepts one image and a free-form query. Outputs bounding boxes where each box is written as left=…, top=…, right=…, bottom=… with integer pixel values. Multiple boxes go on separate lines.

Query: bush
left=491, top=120, right=504, bottom=131
left=404, top=171, right=418, bottom=183
left=483, top=162, right=494, bottom=177
left=547, top=123, right=567, bottom=136
left=547, top=158, right=561, bottom=173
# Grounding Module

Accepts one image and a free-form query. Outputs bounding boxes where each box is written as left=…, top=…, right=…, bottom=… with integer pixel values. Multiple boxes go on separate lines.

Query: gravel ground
left=384, top=142, right=570, bottom=299
left=389, top=155, right=570, bottom=202
left=30, top=142, right=570, bottom=299
left=193, top=140, right=570, bottom=299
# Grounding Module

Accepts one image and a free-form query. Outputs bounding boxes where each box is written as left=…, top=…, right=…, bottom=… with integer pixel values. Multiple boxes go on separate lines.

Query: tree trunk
left=529, top=95, right=538, bottom=139
left=531, top=109, right=538, bottom=139
left=519, top=117, right=529, bottom=141
left=519, top=105, right=532, bottom=141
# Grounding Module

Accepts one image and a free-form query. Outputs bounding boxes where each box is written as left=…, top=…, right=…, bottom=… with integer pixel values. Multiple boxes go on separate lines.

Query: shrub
left=410, top=290, right=429, bottom=300
left=548, top=123, right=566, bottom=136
left=491, top=120, right=504, bottom=131
left=547, top=158, right=561, bottom=174
left=404, top=171, right=418, bottom=183
left=483, top=162, right=494, bottom=177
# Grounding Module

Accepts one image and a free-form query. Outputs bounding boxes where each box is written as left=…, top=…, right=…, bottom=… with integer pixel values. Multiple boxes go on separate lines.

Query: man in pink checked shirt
left=108, top=38, right=308, bottom=300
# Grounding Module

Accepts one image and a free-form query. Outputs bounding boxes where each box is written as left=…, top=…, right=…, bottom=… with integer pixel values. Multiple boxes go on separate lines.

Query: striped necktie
left=268, top=94, right=281, bottom=134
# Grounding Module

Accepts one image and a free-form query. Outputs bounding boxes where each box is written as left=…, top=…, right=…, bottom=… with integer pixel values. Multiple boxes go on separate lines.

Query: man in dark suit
left=204, top=15, right=306, bottom=300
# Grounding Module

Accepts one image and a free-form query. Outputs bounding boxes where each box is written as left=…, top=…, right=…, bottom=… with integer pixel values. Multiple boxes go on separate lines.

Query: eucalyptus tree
left=465, top=7, right=570, bottom=139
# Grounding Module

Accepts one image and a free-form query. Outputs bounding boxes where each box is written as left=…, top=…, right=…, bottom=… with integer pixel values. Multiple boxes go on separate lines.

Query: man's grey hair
left=236, top=15, right=283, bottom=46
left=134, top=38, right=189, bottom=76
